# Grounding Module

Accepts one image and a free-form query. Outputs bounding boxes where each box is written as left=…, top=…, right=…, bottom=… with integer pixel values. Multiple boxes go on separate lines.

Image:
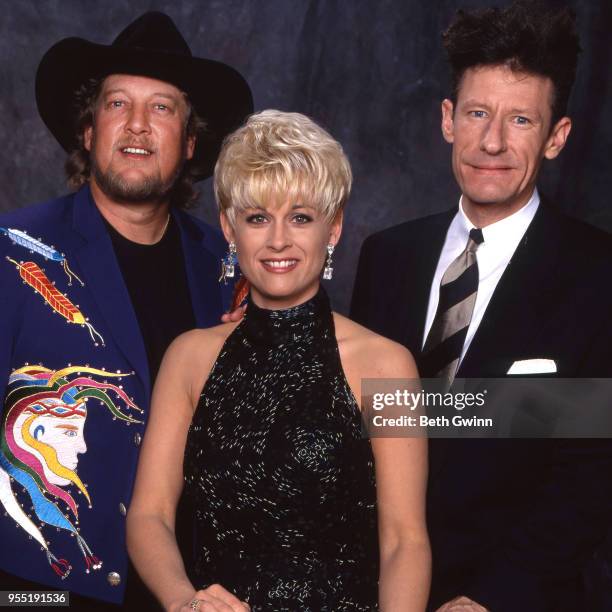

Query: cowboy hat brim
left=35, top=36, right=253, bottom=181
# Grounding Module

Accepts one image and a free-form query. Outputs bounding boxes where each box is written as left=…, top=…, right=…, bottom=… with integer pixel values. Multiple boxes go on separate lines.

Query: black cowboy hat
left=35, top=11, right=253, bottom=181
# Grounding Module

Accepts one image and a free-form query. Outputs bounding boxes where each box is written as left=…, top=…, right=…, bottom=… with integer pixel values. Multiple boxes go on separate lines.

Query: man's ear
left=83, top=125, right=93, bottom=152
left=544, top=116, right=572, bottom=160
left=219, top=211, right=235, bottom=244
left=329, top=210, right=344, bottom=246
left=186, top=134, right=196, bottom=160
left=441, top=99, right=455, bottom=144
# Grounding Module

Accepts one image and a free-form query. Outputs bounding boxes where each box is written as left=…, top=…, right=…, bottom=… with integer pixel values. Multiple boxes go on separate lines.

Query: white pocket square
left=507, top=359, right=557, bottom=375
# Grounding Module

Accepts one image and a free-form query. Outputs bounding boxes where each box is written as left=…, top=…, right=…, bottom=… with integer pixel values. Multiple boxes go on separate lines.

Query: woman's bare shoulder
left=333, top=313, right=418, bottom=379
left=161, top=322, right=241, bottom=376
left=157, top=321, right=242, bottom=408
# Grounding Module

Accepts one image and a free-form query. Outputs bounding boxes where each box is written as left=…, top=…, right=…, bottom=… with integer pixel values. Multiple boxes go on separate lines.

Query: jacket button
left=119, top=502, right=127, bottom=516
left=134, top=432, right=142, bottom=446
left=107, top=572, right=121, bottom=587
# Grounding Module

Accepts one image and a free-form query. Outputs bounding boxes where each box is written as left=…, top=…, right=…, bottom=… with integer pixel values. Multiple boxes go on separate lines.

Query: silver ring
left=190, top=599, right=202, bottom=611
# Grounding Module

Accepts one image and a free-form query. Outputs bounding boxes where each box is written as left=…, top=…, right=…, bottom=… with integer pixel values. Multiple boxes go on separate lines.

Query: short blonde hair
left=214, top=109, right=352, bottom=225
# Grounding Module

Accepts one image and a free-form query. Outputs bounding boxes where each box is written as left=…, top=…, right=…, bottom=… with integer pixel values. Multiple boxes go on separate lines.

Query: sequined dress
left=184, top=288, right=378, bottom=611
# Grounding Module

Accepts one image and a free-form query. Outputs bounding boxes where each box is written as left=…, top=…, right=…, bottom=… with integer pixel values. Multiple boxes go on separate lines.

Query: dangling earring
left=219, top=241, right=237, bottom=284
left=323, top=243, right=335, bottom=280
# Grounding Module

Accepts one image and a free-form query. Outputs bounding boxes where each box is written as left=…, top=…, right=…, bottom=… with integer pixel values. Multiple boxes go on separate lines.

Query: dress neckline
left=242, top=286, right=333, bottom=346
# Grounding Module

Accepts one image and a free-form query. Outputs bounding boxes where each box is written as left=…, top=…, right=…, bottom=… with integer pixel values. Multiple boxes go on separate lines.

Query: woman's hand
left=171, top=584, right=250, bottom=611
left=220, top=303, right=247, bottom=323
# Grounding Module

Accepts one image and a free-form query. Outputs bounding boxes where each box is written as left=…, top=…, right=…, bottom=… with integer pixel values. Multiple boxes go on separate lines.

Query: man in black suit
left=351, top=3, right=612, bottom=611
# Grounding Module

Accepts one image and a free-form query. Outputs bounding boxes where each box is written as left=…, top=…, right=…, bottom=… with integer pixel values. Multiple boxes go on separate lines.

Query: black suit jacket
left=351, top=203, right=612, bottom=611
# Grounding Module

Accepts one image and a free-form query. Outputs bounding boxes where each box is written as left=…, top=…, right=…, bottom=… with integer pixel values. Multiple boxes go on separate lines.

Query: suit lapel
left=428, top=205, right=564, bottom=481
left=173, top=210, right=224, bottom=329
left=394, top=210, right=456, bottom=481
left=70, top=186, right=150, bottom=395
left=458, top=204, right=563, bottom=377
left=401, top=210, right=455, bottom=359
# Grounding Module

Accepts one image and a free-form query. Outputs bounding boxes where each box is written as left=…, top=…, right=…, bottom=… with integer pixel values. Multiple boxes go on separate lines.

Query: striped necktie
left=421, top=227, right=484, bottom=387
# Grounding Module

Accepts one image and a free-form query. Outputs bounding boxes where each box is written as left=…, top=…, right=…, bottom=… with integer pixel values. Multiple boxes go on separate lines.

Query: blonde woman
left=127, top=110, right=430, bottom=611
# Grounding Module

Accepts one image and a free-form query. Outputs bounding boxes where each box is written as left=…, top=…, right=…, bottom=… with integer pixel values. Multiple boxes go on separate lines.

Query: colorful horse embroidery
left=0, top=365, right=143, bottom=578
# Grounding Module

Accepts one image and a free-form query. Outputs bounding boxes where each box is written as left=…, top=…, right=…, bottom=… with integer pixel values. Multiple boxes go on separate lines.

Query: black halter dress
left=184, top=288, right=378, bottom=611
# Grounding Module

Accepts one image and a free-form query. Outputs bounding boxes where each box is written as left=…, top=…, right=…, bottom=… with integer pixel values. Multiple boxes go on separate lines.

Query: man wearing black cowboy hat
left=0, top=11, right=252, bottom=609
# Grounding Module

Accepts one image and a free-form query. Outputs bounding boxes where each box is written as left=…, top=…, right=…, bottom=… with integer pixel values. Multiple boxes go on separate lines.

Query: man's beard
left=90, top=151, right=185, bottom=204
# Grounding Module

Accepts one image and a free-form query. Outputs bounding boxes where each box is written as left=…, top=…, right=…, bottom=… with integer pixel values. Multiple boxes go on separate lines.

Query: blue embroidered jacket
left=0, top=186, right=232, bottom=603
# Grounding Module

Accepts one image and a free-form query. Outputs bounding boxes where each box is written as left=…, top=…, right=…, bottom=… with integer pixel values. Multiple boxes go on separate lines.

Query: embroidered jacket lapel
left=70, top=186, right=151, bottom=397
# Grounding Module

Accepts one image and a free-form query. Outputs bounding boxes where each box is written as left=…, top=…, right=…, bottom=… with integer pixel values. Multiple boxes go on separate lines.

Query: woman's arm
left=372, top=344, right=430, bottom=612
left=374, top=431, right=430, bottom=610
left=126, top=329, right=248, bottom=612
left=338, top=319, right=431, bottom=612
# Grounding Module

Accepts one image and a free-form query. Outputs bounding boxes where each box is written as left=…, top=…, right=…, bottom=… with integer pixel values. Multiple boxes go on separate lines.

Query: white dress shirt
left=422, top=189, right=540, bottom=363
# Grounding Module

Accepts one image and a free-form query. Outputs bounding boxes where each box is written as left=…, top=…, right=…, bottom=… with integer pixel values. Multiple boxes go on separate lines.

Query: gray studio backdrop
left=1, top=0, right=610, bottom=314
